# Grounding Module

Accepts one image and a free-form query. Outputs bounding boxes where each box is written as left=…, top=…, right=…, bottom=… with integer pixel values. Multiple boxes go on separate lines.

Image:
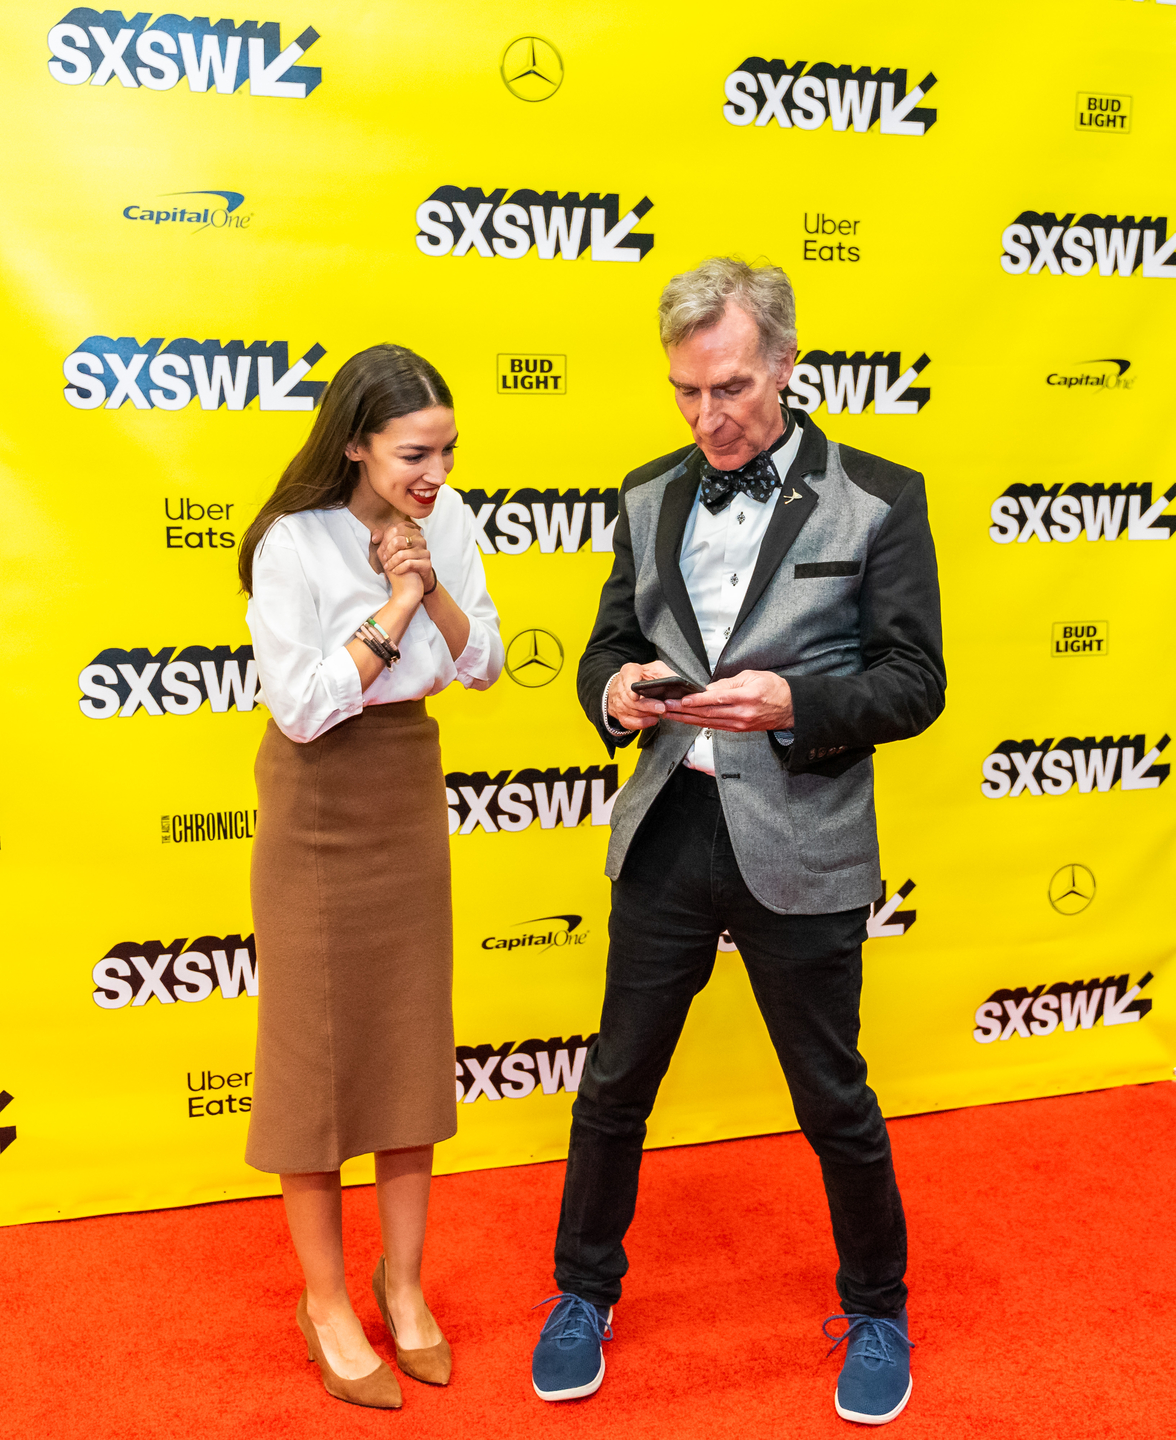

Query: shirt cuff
left=602, top=672, right=636, bottom=738
left=322, top=644, right=366, bottom=712
left=773, top=729, right=794, bottom=745
left=453, top=614, right=494, bottom=687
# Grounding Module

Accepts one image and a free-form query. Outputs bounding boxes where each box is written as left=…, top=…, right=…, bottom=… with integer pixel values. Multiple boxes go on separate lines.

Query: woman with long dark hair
left=239, top=344, right=503, bottom=1409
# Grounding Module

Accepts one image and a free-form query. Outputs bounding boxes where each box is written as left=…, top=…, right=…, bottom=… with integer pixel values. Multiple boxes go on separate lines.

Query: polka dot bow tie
left=698, top=450, right=782, bottom=514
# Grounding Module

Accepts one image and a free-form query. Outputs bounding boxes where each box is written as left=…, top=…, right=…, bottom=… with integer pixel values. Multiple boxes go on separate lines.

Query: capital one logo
left=415, top=187, right=653, bottom=262
left=723, top=60, right=936, bottom=135
left=63, top=337, right=326, bottom=412
left=980, top=734, right=1170, bottom=798
left=989, top=483, right=1176, bottom=543
left=786, top=351, right=930, bottom=415
left=78, top=646, right=258, bottom=718
left=1000, top=212, right=1176, bottom=277
left=47, top=12, right=320, bottom=97
left=456, top=487, right=618, bottom=555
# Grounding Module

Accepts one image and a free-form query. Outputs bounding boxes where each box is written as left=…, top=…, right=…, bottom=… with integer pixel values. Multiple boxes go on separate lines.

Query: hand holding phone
left=630, top=675, right=706, bottom=702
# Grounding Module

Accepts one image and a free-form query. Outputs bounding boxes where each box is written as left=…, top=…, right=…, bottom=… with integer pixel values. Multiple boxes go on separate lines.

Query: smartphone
left=630, top=674, right=706, bottom=701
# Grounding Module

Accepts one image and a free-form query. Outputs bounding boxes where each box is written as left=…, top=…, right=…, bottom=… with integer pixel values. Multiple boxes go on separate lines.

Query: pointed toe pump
left=372, top=1255, right=453, bottom=1386
left=296, top=1290, right=403, bottom=1409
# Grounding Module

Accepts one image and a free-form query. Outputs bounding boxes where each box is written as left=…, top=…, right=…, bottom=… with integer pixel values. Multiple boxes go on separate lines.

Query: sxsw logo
left=78, top=645, right=258, bottom=718
left=47, top=12, right=320, bottom=97
left=415, top=188, right=653, bottom=262
left=723, top=60, right=936, bottom=135
left=989, top=482, right=1176, bottom=543
left=455, top=1035, right=596, bottom=1104
left=973, top=971, right=1153, bottom=1044
left=786, top=351, right=930, bottom=415
left=92, top=933, right=257, bottom=1009
left=455, top=487, right=618, bottom=555
left=446, top=765, right=621, bottom=835
left=1000, top=213, right=1176, bottom=276
left=980, top=734, right=1170, bottom=798
left=63, top=338, right=326, bottom=411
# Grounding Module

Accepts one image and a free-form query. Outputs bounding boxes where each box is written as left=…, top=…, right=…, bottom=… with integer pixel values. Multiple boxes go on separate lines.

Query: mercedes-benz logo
left=505, top=628, right=564, bottom=687
left=1048, top=863, right=1096, bottom=915
left=500, top=35, right=563, bottom=102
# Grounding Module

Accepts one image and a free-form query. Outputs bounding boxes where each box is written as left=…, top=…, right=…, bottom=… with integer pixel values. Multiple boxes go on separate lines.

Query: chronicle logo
left=78, top=646, right=257, bottom=718
left=980, top=734, right=1170, bottom=798
left=723, top=60, right=936, bottom=135
left=415, top=188, right=653, bottom=262
left=867, top=879, right=916, bottom=937
left=785, top=351, right=930, bottom=415
left=973, top=971, right=1152, bottom=1044
left=1000, top=213, right=1176, bottom=277
left=123, top=190, right=251, bottom=235
left=456, top=486, right=618, bottom=555
left=1046, top=358, right=1134, bottom=391
left=1048, top=864, right=1096, bottom=915
left=92, top=933, right=257, bottom=1009
left=500, top=35, right=563, bottom=102
left=446, top=765, right=620, bottom=835
left=505, top=629, right=565, bottom=688
left=480, top=914, right=587, bottom=951
left=455, top=1034, right=596, bottom=1103
left=163, top=809, right=257, bottom=844
left=989, top=482, right=1176, bottom=543
left=63, top=338, right=326, bottom=412
left=47, top=13, right=320, bottom=97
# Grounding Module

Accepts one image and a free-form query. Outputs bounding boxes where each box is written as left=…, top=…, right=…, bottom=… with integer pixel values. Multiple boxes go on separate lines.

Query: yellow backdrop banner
left=2, top=0, right=1174, bottom=1223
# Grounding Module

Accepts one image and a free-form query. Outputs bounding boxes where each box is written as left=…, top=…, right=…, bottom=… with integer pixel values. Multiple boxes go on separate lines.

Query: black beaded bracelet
left=353, top=621, right=400, bottom=668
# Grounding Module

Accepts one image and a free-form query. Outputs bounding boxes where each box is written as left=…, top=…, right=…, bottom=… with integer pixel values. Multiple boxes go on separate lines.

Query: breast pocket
left=794, top=561, right=861, bottom=579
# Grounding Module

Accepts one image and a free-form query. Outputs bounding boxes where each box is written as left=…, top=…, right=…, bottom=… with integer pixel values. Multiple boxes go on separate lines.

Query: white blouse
left=247, top=485, right=504, bottom=743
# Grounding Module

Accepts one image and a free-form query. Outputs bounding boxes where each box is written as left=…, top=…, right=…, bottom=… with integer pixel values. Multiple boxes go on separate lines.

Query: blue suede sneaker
left=531, top=1293, right=613, bottom=1401
left=823, top=1311, right=914, bottom=1425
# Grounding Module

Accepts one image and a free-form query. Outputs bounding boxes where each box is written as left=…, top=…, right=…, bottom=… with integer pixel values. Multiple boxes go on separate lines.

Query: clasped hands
left=608, top=660, right=794, bottom=734
left=368, top=520, right=433, bottom=603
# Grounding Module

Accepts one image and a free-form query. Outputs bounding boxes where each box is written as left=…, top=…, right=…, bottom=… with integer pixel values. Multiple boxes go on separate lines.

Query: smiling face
left=345, top=406, right=457, bottom=520
left=666, top=300, right=796, bottom=470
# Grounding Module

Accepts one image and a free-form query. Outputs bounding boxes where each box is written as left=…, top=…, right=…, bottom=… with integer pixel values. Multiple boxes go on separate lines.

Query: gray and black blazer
left=577, top=409, right=946, bottom=915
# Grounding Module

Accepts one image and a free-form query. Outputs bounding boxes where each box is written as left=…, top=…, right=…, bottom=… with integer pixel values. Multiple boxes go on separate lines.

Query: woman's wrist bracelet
left=354, top=619, right=400, bottom=669
left=422, top=568, right=438, bottom=596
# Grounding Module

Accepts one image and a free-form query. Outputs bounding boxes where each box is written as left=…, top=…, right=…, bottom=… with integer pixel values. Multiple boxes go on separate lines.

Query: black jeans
left=554, top=765, right=907, bottom=1317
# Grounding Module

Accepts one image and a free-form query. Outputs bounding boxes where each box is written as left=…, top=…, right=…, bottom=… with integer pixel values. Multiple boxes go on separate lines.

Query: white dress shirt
left=678, top=422, right=803, bottom=774
left=247, top=485, right=504, bottom=743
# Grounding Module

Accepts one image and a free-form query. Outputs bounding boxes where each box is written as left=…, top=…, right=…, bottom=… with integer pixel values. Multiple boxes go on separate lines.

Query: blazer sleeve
left=576, top=482, right=658, bottom=755
left=782, top=472, right=946, bottom=771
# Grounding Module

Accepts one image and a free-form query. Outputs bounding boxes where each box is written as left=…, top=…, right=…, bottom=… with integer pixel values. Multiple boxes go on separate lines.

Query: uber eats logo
left=980, top=734, right=1170, bottom=798
left=1000, top=212, right=1176, bottom=277
left=723, top=59, right=936, bottom=135
left=989, top=482, right=1176, bottom=543
left=455, top=1035, right=596, bottom=1104
left=47, top=12, right=320, bottom=97
left=973, top=972, right=1152, bottom=1045
left=63, top=337, right=326, bottom=411
left=446, top=765, right=620, bottom=835
left=92, top=933, right=257, bottom=1009
left=78, top=645, right=257, bottom=718
left=785, top=351, right=930, bottom=415
left=455, top=487, right=618, bottom=555
left=415, top=188, right=653, bottom=262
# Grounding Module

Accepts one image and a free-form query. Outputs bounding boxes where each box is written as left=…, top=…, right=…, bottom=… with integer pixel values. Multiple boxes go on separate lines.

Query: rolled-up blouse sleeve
left=450, top=501, right=505, bottom=691
left=248, top=529, right=364, bottom=743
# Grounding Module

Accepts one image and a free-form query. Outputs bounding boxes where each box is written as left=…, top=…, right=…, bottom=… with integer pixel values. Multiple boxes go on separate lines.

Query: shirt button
left=730, top=573, right=738, bottom=586
left=704, top=729, right=712, bottom=739
left=723, top=626, right=731, bottom=638
left=737, top=511, right=746, bottom=524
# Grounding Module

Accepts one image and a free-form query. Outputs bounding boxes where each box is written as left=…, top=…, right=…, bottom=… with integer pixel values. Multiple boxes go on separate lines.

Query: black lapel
left=714, top=412, right=829, bottom=669
left=654, top=449, right=711, bottom=674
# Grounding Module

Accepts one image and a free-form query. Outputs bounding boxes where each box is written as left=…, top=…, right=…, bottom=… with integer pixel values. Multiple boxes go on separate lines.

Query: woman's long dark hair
left=238, top=343, right=453, bottom=594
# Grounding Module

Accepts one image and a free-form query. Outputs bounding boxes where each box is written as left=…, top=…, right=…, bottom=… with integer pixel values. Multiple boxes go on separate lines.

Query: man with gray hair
left=530, top=258, right=944, bottom=1425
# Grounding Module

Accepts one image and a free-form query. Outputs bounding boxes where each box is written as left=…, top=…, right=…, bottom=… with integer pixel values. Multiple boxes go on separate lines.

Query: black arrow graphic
left=0, top=1090, right=14, bottom=1156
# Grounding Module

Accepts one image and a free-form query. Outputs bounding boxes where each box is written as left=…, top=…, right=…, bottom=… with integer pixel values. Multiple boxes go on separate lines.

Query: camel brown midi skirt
left=245, top=701, right=456, bottom=1174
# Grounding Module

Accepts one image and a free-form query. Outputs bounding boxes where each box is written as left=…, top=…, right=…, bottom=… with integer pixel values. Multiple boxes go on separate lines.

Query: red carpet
left=4, top=1083, right=1174, bottom=1440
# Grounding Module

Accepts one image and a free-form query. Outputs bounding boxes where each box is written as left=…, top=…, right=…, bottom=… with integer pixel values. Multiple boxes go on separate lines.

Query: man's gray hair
left=658, top=257, right=797, bottom=365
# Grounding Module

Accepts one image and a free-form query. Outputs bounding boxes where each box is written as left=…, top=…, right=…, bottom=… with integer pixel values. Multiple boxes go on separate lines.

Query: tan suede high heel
left=296, top=1290, right=403, bottom=1408
left=371, top=1255, right=452, bottom=1386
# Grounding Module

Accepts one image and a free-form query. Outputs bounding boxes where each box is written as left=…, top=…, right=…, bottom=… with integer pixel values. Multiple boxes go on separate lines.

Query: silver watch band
left=602, top=671, right=635, bottom=738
